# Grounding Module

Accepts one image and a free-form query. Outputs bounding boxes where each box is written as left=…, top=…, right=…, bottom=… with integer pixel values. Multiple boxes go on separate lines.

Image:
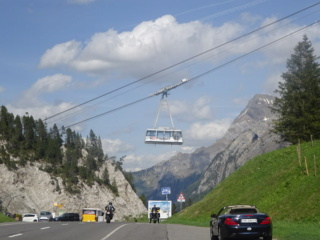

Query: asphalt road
left=0, top=222, right=209, bottom=240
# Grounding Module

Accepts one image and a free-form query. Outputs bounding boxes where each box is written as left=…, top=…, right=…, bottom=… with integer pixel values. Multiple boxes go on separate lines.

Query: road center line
left=100, top=224, right=128, bottom=240
left=9, top=233, right=22, bottom=238
left=41, top=227, right=50, bottom=230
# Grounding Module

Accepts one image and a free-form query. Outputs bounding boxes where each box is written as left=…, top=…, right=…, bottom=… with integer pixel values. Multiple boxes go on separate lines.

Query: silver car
left=38, top=211, right=53, bottom=222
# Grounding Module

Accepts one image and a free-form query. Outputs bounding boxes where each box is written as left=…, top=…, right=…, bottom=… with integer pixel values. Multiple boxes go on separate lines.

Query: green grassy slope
left=0, top=213, right=15, bottom=223
left=167, top=140, right=320, bottom=225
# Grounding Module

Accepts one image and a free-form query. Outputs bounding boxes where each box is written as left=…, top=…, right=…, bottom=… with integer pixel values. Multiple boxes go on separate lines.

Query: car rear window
left=40, top=212, right=51, bottom=215
left=24, top=214, right=35, bottom=217
left=229, top=208, right=258, bottom=214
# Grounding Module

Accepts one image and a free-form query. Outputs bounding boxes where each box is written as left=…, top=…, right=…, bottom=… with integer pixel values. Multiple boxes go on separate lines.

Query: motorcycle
left=149, top=208, right=160, bottom=223
left=105, top=210, right=114, bottom=223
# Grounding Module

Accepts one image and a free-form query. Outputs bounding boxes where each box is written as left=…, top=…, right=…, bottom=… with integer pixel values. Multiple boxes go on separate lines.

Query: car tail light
left=224, top=218, right=238, bottom=225
left=260, top=217, right=271, bottom=224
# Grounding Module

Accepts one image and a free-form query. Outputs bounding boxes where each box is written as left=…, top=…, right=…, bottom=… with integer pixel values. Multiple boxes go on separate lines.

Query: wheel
left=106, top=216, right=111, bottom=223
left=263, top=236, right=272, bottom=240
left=210, top=227, right=218, bottom=240
left=153, top=219, right=156, bottom=223
left=218, top=229, right=227, bottom=240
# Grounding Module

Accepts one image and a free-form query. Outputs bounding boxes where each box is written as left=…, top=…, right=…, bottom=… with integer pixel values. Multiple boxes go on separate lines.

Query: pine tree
left=271, top=35, right=320, bottom=144
left=46, top=124, right=63, bottom=164
left=35, top=119, right=47, bottom=159
left=0, top=106, right=14, bottom=141
left=22, top=114, right=36, bottom=150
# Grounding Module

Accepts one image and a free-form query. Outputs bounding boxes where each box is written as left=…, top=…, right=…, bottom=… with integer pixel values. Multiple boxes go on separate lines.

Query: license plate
left=241, top=219, right=257, bottom=223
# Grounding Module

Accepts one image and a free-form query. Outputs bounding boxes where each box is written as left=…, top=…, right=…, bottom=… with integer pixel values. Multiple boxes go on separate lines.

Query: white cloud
left=37, top=13, right=320, bottom=88
left=39, top=15, right=243, bottom=78
left=32, top=74, right=73, bottom=94
left=122, top=151, right=179, bottom=171
left=101, top=138, right=134, bottom=157
left=16, top=74, right=72, bottom=106
left=6, top=74, right=74, bottom=119
left=171, top=96, right=214, bottom=122
left=185, top=119, right=232, bottom=142
left=263, top=72, right=284, bottom=96
left=39, top=41, right=81, bottom=68
left=6, top=102, right=75, bottom=121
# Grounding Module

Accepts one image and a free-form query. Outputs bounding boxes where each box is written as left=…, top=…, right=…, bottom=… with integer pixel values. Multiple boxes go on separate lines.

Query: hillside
left=168, top=140, right=320, bottom=224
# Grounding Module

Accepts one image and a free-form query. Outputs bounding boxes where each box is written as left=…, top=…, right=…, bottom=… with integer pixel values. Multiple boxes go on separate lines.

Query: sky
left=1, top=0, right=320, bottom=171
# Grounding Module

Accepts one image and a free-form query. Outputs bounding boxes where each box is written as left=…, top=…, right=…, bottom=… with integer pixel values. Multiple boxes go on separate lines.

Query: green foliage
left=102, top=168, right=110, bottom=185
left=123, top=171, right=136, bottom=192
left=0, top=212, right=15, bottom=223
left=109, top=180, right=119, bottom=196
left=139, top=194, right=147, bottom=206
left=166, top=140, right=320, bottom=238
left=272, top=35, right=320, bottom=144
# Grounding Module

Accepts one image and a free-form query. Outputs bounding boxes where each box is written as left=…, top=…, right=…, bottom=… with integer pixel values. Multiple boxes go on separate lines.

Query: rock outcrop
left=0, top=160, right=146, bottom=220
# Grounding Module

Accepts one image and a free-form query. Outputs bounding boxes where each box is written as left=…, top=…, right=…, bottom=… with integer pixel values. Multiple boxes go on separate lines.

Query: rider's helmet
left=109, top=202, right=112, bottom=205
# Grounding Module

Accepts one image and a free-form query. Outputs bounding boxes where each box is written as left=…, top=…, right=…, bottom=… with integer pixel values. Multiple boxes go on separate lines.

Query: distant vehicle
left=210, top=205, right=272, bottom=240
left=82, top=208, right=104, bottom=222
left=54, top=213, right=80, bottom=221
left=149, top=206, right=160, bottom=223
left=22, top=213, right=38, bottom=222
left=38, top=211, right=53, bottom=222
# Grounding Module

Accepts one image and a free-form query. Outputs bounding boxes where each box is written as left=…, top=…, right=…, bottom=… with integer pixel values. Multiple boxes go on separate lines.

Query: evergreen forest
left=0, top=106, right=135, bottom=194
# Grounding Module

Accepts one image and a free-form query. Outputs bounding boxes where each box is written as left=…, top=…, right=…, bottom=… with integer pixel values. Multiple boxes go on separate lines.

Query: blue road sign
left=161, top=187, right=171, bottom=195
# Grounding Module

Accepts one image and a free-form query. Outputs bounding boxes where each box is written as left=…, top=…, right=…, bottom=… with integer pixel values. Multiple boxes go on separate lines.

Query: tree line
left=0, top=107, right=135, bottom=194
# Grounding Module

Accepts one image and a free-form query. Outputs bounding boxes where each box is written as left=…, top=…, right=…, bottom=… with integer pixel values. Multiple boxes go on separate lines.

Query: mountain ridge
left=133, top=94, right=289, bottom=203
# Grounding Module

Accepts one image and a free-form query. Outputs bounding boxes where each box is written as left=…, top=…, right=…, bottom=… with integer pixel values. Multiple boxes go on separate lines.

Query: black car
left=54, top=213, right=80, bottom=221
left=210, top=205, right=272, bottom=240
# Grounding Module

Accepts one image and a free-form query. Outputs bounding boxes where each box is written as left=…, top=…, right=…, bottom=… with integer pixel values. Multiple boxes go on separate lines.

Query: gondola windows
left=146, top=130, right=156, bottom=138
left=145, top=129, right=183, bottom=145
left=164, top=131, right=171, bottom=140
left=173, top=131, right=182, bottom=140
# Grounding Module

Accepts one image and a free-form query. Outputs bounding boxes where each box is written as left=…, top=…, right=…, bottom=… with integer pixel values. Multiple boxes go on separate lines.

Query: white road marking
left=9, top=233, right=23, bottom=238
left=100, top=224, right=128, bottom=240
left=41, top=227, right=50, bottom=230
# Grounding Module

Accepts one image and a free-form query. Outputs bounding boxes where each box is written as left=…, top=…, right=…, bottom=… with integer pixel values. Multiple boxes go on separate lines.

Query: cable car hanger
left=145, top=78, right=188, bottom=145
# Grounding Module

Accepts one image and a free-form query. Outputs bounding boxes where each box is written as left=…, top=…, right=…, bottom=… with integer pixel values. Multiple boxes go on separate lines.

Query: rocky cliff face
left=0, top=160, right=146, bottom=220
left=133, top=94, right=289, bottom=202
left=196, top=94, right=289, bottom=195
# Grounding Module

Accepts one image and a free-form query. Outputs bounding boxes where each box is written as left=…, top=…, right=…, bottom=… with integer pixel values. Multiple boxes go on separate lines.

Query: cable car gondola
left=145, top=78, right=188, bottom=145
left=145, top=128, right=183, bottom=145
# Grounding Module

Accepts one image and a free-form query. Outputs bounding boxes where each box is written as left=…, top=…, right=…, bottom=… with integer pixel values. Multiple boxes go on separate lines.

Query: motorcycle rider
left=105, top=202, right=115, bottom=221
left=149, top=205, right=160, bottom=223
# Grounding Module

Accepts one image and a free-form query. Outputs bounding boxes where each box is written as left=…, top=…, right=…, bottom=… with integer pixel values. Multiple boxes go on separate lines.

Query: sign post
left=161, top=187, right=171, bottom=218
left=177, top=192, right=185, bottom=211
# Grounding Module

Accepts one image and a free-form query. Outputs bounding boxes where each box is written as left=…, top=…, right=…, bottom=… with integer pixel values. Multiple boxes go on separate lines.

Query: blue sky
left=1, top=0, right=320, bottom=171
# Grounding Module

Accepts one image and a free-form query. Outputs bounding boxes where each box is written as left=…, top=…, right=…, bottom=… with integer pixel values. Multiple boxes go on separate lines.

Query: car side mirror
left=211, top=214, right=217, bottom=218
